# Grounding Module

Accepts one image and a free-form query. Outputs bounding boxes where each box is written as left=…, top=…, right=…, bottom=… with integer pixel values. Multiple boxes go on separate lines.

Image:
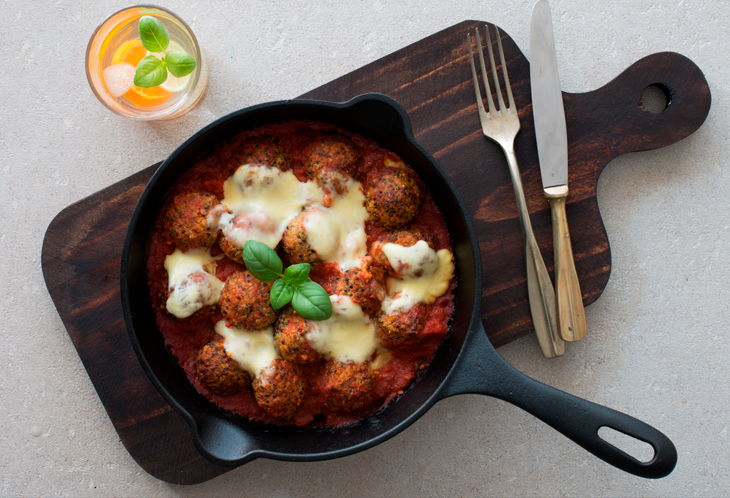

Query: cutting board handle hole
left=641, top=84, right=671, bottom=114
left=598, top=426, right=655, bottom=462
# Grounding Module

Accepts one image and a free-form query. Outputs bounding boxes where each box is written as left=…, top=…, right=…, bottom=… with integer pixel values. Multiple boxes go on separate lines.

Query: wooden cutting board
left=41, top=20, right=711, bottom=484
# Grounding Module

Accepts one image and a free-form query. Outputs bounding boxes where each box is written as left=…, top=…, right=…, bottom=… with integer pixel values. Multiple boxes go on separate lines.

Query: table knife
left=530, top=0, right=586, bottom=342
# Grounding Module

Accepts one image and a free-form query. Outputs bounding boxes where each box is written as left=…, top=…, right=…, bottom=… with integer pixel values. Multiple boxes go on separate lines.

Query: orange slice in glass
left=112, top=40, right=148, bottom=66
left=111, top=40, right=173, bottom=108
left=125, top=85, right=174, bottom=108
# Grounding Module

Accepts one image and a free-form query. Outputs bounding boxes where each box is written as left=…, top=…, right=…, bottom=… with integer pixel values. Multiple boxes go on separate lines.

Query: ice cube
left=103, top=63, right=135, bottom=98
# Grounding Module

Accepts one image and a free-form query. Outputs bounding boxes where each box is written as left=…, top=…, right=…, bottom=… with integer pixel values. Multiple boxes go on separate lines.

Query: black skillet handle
left=439, top=322, right=677, bottom=479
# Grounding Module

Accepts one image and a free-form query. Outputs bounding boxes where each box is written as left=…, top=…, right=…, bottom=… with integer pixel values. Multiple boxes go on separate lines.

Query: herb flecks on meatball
left=163, top=190, right=220, bottom=251
left=305, top=134, right=362, bottom=179
left=234, top=136, right=291, bottom=172
left=335, top=266, right=385, bottom=317
left=219, top=270, right=277, bottom=330
left=253, top=359, right=306, bottom=420
left=376, top=304, right=428, bottom=350
left=274, top=308, right=323, bottom=364
left=196, top=341, right=252, bottom=396
left=321, top=359, right=375, bottom=413
left=281, top=211, right=320, bottom=265
left=218, top=232, right=245, bottom=264
left=365, top=168, right=421, bottom=229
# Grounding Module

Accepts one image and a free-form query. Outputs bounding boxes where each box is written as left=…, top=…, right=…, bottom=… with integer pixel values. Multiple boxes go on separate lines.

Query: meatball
left=219, top=271, right=277, bottom=330
left=314, top=169, right=349, bottom=207
left=163, top=190, right=219, bottom=251
left=376, top=305, right=428, bottom=350
left=334, top=266, right=385, bottom=316
left=274, top=308, right=322, bottom=364
left=253, top=359, right=306, bottom=420
left=314, top=168, right=348, bottom=195
left=320, top=359, right=375, bottom=413
left=233, top=136, right=291, bottom=172
left=370, top=226, right=434, bottom=277
left=216, top=209, right=277, bottom=264
left=365, top=168, right=421, bottom=228
left=196, top=341, right=251, bottom=396
left=218, top=232, right=244, bottom=264
left=160, top=270, right=218, bottom=320
left=304, top=134, right=362, bottom=179
left=281, top=211, right=320, bottom=264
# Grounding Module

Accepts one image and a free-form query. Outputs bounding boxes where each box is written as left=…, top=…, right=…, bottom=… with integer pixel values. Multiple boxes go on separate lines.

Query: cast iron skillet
left=121, top=94, right=677, bottom=478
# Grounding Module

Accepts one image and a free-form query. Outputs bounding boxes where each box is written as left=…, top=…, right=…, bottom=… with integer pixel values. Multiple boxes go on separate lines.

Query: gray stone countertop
left=2, top=0, right=728, bottom=496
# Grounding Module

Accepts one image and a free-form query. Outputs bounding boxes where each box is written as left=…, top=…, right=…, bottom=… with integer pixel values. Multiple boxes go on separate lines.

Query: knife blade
left=530, top=0, right=586, bottom=342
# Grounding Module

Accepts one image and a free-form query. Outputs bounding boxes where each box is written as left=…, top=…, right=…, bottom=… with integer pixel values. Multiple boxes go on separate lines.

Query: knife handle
left=504, top=145, right=564, bottom=358
left=545, top=186, right=586, bottom=342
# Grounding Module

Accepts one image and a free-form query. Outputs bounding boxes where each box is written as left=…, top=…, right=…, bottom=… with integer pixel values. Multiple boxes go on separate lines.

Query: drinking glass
left=86, top=5, right=208, bottom=120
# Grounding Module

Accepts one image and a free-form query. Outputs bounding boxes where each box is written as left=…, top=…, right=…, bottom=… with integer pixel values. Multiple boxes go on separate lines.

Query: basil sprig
left=242, top=240, right=332, bottom=321
left=138, top=16, right=169, bottom=52
left=133, top=16, right=197, bottom=88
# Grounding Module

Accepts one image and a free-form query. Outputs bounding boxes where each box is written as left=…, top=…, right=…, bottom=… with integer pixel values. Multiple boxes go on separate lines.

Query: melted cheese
left=370, top=347, right=392, bottom=370
left=303, top=177, right=369, bottom=270
left=381, top=242, right=454, bottom=314
left=384, top=157, right=407, bottom=170
left=307, top=295, right=377, bottom=362
left=164, top=248, right=224, bottom=319
left=215, top=320, right=280, bottom=377
left=217, top=164, right=321, bottom=249
left=211, top=165, right=369, bottom=269
left=382, top=240, right=436, bottom=279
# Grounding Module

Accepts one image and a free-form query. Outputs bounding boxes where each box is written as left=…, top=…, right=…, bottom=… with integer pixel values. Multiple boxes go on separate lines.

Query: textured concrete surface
left=2, top=0, right=729, bottom=496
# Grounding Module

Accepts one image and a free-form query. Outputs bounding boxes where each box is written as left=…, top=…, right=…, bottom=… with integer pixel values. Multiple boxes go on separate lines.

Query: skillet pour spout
left=121, top=93, right=676, bottom=478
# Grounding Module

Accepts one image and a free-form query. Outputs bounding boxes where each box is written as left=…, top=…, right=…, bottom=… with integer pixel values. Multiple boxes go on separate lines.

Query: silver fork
left=467, top=25, right=564, bottom=358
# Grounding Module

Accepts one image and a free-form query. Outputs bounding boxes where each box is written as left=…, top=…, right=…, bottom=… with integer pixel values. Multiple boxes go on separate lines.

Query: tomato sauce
left=146, top=121, right=455, bottom=427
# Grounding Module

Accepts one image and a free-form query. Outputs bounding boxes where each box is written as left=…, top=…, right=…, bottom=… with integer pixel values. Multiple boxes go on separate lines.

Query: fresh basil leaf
left=270, top=280, right=294, bottom=310
left=242, top=240, right=283, bottom=282
left=165, top=51, right=197, bottom=77
left=291, top=281, right=332, bottom=321
left=138, top=16, right=169, bottom=53
left=284, top=263, right=310, bottom=286
left=133, top=56, right=168, bottom=88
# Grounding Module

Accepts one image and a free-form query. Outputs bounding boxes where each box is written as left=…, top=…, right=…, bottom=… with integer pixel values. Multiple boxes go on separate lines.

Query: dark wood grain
left=41, top=20, right=710, bottom=484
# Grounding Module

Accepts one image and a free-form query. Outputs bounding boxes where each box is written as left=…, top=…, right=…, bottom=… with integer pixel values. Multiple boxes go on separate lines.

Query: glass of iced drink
left=86, top=5, right=208, bottom=120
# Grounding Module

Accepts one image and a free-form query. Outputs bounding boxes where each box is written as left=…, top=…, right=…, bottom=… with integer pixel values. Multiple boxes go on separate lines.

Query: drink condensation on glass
left=86, top=5, right=208, bottom=120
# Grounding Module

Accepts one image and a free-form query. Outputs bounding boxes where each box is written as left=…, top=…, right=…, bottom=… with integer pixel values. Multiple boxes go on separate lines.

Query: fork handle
left=545, top=186, right=587, bottom=342
left=504, top=145, right=564, bottom=358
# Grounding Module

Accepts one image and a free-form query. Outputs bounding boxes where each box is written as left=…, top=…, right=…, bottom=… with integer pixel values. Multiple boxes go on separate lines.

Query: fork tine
left=495, top=27, right=515, bottom=110
left=466, top=33, right=489, bottom=120
left=484, top=25, right=506, bottom=112
left=474, top=28, right=497, bottom=116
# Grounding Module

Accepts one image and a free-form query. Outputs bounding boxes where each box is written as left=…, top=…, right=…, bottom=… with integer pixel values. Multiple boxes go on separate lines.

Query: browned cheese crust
left=364, top=168, right=421, bottom=229
left=219, top=271, right=277, bottom=330
left=376, top=304, right=428, bottom=350
left=281, top=211, right=320, bottom=264
left=274, top=308, right=322, bottom=364
left=304, top=134, right=362, bottom=179
left=320, top=359, right=375, bottom=413
left=252, top=359, right=306, bottom=420
left=196, top=341, right=252, bottom=396
left=163, top=190, right=219, bottom=251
